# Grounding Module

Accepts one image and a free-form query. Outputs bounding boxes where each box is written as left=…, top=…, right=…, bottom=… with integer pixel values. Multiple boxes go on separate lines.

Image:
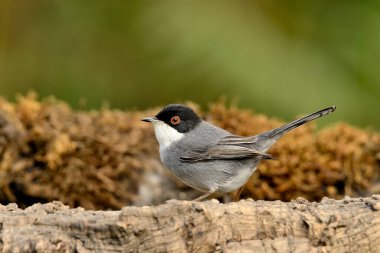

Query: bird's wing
left=217, top=135, right=258, bottom=145
left=180, top=135, right=274, bottom=163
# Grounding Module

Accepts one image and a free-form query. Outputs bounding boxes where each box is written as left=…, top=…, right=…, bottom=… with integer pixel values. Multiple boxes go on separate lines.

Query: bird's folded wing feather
left=180, top=135, right=273, bottom=162
left=217, top=135, right=258, bottom=145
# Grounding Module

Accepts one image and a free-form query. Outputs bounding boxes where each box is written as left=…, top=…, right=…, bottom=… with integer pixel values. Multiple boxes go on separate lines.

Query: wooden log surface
left=1, top=196, right=380, bottom=252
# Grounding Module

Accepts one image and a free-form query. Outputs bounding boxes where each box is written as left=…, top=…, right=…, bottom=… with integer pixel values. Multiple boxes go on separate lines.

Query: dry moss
left=0, top=94, right=379, bottom=209
left=0, top=93, right=159, bottom=209
left=208, top=102, right=380, bottom=201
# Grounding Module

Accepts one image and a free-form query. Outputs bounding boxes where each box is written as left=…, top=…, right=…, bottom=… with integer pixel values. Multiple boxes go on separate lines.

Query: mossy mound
left=0, top=93, right=158, bottom=209
left=0, top=94, right=379, bottom=209
left=208, top=103, right=380, bottom=201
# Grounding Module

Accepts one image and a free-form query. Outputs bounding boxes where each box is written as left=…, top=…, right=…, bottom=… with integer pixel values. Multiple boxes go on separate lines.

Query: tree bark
left=1, top=196, right=380, bottom=252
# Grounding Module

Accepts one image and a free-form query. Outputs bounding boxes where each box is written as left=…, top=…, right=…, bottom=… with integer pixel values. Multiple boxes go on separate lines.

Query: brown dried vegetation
left=0, top=93, right=379, bottom=209
left=0, top=93, right=159, bottom=209
left=209, top=103, right=380, bottom=201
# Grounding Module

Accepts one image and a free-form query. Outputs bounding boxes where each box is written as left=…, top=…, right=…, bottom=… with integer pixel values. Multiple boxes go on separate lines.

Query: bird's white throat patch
left=152, top=121, right=184, bottom=150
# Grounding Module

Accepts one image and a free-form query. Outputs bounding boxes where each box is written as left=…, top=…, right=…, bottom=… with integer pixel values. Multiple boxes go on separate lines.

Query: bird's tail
left=256, top=106, right=336, bottom=151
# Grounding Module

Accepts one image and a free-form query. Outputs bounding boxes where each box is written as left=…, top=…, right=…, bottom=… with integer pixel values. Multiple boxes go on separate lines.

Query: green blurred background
left=1, top=0, right=379, bottom=128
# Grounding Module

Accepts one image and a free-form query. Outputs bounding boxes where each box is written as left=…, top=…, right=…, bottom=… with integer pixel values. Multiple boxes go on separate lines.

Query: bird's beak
left=141, top=117, right=158, bottom=123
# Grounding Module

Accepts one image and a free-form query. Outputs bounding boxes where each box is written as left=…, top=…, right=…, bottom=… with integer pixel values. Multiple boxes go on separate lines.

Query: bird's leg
left=235, top=185, right=245, bottom=202
left=193, top=188, right=217, bottom=201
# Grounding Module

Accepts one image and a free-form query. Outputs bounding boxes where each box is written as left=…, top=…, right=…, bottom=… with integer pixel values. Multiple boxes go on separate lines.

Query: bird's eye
left=170, top=116, right=181, bottom=125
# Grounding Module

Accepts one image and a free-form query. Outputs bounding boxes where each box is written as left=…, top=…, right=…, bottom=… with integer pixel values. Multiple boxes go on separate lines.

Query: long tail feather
left=268, top=106, right=336, bottom=138
left=256, top=106, right=336, bottom=151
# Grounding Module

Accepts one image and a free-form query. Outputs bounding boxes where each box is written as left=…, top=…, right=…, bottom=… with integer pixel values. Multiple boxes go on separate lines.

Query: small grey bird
left=142, top=104, right=336, bottom=201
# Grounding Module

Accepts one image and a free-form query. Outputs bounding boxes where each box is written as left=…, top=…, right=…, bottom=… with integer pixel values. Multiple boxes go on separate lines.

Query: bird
left=142, top=104, right=336, bottom=201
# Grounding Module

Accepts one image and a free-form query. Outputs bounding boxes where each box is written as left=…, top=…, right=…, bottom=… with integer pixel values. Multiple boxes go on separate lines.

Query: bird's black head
left=155, top=104, right=202, bottom=133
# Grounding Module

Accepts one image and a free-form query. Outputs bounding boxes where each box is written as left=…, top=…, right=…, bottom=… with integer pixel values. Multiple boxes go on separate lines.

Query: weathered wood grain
left=1, top=196, right=380, bottom=252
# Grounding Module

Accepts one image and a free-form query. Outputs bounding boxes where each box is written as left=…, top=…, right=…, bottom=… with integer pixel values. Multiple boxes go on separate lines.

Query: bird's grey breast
left=160, top=121, right=259, bottom=192
left=160, top=122, right=228, bottom=191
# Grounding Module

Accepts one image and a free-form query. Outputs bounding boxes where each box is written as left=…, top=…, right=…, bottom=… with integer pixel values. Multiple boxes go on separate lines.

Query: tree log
left=1, top=196, right=380, bottom=252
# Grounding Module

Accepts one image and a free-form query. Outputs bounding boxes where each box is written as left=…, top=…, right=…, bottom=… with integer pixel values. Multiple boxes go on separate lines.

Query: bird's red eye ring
left=170, top=116, right=181, bottom=125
